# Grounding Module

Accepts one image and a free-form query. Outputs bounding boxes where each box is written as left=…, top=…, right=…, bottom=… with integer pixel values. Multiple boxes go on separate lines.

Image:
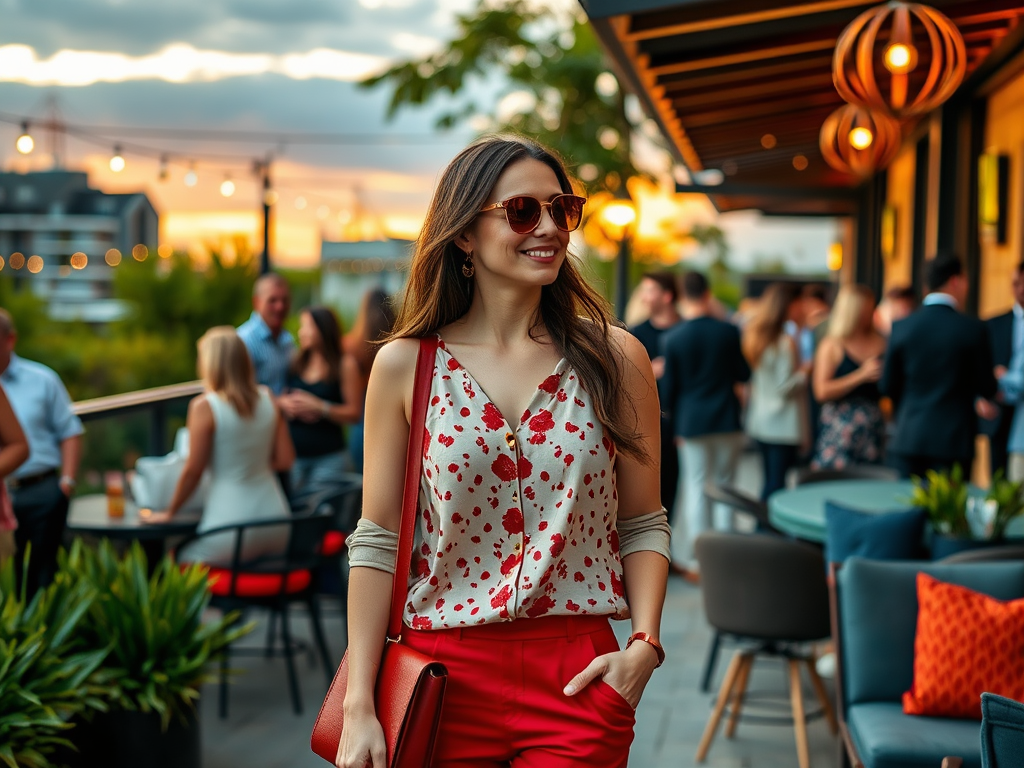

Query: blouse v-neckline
left=436, top=336, right=568, bottom=433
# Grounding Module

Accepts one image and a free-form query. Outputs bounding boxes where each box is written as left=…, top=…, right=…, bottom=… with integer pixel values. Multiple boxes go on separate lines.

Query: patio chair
left=831, top=557, right=1024, bottom=768
left=939, top=545, right=1024, bottom=564
left=175, top=507, right=335, bottom=718
left=697, top=483, right=780, bottom=693
left=787, top=465, right=899, bottom=489
left=694, top=531, right=836, bottom=768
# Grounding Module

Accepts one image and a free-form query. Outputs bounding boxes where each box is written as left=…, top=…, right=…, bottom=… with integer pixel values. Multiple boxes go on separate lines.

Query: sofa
left=831, top=557, right=1024, bottom=768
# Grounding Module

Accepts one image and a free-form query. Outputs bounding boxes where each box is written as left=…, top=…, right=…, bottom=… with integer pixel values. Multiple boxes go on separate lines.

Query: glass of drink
left=105, top=471, right=125, bottom=518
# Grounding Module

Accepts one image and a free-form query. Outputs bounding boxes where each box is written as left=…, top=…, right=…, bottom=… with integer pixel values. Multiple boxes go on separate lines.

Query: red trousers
left=404, top=615, right=635, bottom=768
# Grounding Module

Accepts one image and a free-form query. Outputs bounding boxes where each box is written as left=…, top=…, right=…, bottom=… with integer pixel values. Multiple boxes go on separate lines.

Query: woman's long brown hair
left=292, top=306, right=343, bottom=385
left=742, top=283, right=798, bottom=369
left=389, top=135, right=646, bottom=462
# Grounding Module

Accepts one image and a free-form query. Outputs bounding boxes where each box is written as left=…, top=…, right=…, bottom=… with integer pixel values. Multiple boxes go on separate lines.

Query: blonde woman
left=147, top=327, right=295, bottom=565
left=743, top=283, right=809, bottom=500
left=811, top=285, right=887, bottom=469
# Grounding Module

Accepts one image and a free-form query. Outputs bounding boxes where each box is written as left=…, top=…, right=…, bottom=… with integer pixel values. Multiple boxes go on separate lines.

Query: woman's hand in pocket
left=562, top=641, right=659, bottom=709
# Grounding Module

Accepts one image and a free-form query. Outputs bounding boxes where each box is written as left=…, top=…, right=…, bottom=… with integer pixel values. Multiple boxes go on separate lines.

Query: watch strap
left=626, top=631, right=665, bottom=668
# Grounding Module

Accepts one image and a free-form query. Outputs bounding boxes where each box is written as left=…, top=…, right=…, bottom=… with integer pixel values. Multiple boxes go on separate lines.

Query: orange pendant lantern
left=833, top=1, right=966, bottom=118
left=819, top=104, right=902, bottom=177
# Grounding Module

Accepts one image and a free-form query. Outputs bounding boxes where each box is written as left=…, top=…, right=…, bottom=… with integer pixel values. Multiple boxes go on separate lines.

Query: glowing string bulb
left=16, top=123, right=33, bottom=155
left=184, top=169, right=198, bottom=187
left=220, top=179, right=235, bottom=198
left=110, top=146, right=125, bottom=173
left=849, top=127, right=875, bottom=150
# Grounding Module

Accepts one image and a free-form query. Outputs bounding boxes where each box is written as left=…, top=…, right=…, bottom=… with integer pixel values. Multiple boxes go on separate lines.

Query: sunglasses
left=479, top=194, right=587, bottom=234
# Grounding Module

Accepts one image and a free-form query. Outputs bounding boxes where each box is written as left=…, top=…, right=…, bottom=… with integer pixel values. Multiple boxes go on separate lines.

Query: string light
left=220, top=177, right=235, bottom=197
left=110, top=145, right=125, bottom=172
left=9, top=253, right=25, bottom=270
left=849, top=127, right=875, bottom=150
left=157, top=244, right=173, bottom=258
left=132, top=244, right=148, bottom=261
left=263, top=189, right=279, bottom=206
left=26, top=255, right=44, bottom=273
left=295, top=196, right=307, bottom=210
left=70, top=252, right=88, bottom=269
left=184, top=166, right=198, bottom=187
left=16, top=122, right=33, bottom=154
left=105, top=249, right=122, bottom=266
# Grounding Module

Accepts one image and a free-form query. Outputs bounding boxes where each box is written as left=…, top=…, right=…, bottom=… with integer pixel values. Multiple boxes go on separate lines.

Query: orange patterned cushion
left=903, top=572, right=1024, bottom=719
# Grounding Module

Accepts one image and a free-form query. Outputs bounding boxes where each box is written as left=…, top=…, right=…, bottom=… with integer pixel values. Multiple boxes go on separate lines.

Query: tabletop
left=66, top=494, right=202, bottom=540
left=768, top=480, right=917, bottom=543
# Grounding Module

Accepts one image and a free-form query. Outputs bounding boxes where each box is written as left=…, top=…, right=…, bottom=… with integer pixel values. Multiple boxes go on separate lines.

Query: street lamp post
left=599, top=194, right=638, bottom=320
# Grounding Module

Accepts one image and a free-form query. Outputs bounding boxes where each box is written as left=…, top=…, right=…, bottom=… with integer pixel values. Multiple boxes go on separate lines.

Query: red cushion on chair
left=205, top=566, right=312, bottom=597
left=320, top=530, right=347, bottom=557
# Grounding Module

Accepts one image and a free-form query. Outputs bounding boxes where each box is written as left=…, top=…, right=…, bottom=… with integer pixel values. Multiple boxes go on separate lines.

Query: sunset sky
left=0, top=0, right=838, bottom=270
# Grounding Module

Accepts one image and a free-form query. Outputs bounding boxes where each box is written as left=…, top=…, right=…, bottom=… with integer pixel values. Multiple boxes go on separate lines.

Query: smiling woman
left=0, top=43, right=387, bottom=86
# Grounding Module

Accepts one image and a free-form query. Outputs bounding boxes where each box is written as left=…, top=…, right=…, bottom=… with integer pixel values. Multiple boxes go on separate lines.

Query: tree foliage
left=360, top=0, right=640, bottom=191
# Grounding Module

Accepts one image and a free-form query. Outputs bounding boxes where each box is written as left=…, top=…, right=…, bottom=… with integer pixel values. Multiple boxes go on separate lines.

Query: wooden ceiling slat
left=659, top=55, right=834, bottom=94
left=680, top=92, right=843, bottom=129
left=670, top=77, right=837, bottom=110
left=649, top=39, right=836, bottom=76
left=624, top=0, right=873, bottom=42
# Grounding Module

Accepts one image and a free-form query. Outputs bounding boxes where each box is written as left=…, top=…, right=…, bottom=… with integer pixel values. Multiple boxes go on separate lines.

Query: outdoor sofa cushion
left=981, top=693, right=1024, bottom=767
left=846, top=702, right=981, bottom=768
left=838, top=558, right=1024, bottom=708
left=824, top=501, right=925, bottom=564
left=903, top=574, right=1024, bottom=719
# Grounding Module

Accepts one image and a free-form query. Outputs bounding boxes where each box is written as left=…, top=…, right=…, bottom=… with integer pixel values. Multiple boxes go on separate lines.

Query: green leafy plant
left=70, top=541, right=251, bottom=729
left=908, top=464, right=971, bottom=538
left=0, top=546, right=107, bottom=768
left=987, top=472, right=1024, bottom=541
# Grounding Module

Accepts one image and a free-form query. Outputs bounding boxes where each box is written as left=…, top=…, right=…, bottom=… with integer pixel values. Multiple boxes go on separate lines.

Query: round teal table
left=767, top=480, right=916, bottom=543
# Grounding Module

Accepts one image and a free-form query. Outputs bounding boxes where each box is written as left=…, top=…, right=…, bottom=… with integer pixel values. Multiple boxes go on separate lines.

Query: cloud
left=0, top=43, right=389, bottom=86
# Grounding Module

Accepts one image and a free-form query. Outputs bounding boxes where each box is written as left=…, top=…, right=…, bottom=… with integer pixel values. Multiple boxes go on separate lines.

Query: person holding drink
left=337, top=136, right=670, bottom=768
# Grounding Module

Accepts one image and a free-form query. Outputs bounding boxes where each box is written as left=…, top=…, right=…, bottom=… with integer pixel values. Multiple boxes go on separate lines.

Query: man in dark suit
left=881, top=253, right=999, bottom=478
left=982, top=261, right=1024, bottom=479
left=661, top=271, right=751, bottom=580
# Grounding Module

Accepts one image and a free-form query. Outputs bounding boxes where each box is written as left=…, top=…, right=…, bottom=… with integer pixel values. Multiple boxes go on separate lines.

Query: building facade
left=0, top=170, right=158, bottom=322
left=320, top=238, right=411, bottom=320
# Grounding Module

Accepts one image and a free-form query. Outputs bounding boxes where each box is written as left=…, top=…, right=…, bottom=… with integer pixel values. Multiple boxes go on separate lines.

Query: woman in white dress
left=147, top=326, right=295, bottom=565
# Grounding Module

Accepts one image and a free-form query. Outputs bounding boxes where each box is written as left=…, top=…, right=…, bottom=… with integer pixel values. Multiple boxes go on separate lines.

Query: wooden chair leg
left=695, top=652, right=744, bottom=763
left=788, top=659, right=810, bottom=768
left=804, top=657, right=838, bottom=735
left=725, top=654, right=754, bottom=738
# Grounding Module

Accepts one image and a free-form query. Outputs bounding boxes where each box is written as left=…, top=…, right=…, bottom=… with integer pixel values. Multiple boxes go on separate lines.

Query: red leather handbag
left=311, top=336, right=447, bottom=767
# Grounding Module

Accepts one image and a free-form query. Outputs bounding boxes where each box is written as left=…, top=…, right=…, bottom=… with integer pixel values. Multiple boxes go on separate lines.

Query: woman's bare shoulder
left=607, top=324, right=650, bottom=368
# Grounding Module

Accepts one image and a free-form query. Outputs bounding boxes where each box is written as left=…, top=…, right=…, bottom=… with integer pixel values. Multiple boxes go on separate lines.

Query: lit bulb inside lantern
left=884, top=43, right=916, bottom=74
left=849, top=127, right=875, bottom=150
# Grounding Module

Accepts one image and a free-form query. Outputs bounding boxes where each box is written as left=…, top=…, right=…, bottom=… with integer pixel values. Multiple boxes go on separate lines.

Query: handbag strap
left=387, top=335, right=439, bottom=641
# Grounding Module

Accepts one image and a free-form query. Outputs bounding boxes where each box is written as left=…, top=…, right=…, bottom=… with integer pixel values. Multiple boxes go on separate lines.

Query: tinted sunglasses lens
left=553, top=195, right=584, bottom=232
left=504, top=196, right=542, bottom=233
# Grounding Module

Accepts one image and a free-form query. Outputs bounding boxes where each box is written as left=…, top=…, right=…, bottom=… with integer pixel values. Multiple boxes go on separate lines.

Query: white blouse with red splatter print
left=404, top=339, right=629, bottom=630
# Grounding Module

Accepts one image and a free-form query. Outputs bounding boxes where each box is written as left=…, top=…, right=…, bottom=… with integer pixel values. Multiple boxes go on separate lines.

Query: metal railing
left=73, top=380, right=204, bottom=457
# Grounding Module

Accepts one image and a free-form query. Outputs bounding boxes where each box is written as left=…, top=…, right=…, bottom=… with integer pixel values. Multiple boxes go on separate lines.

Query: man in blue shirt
left=237, top=272, right=295, bottom=395
left=0, top=309, right=83, bottom=594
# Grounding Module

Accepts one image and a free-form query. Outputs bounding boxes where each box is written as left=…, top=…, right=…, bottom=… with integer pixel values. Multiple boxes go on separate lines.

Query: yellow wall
left=981, top=71, right=1024, bottom=319
left=884, top=144, right=916, bottom=290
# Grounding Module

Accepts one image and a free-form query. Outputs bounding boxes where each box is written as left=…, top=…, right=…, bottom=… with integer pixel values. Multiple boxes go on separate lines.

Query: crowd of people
left=639, top=253, right=1024, bottom=581
left=0, top=273, right=396, bottom=591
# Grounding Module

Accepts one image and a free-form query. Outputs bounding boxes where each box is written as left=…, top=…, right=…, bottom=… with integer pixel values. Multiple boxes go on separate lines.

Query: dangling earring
left=461, top=250, right=475, bottom=278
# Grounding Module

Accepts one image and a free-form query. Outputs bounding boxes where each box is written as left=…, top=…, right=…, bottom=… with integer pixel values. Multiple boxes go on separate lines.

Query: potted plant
left=0, top=548, right=107, bottom=768
left=65, top=541, right=250, bottom=768
left=909, top=466, right=1024, bottom=559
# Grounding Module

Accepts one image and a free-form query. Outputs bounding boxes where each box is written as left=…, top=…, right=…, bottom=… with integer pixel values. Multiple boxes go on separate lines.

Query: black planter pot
left=62, top=705, right=201, bottom=768
left=930, top=532, right=1001, bottom=561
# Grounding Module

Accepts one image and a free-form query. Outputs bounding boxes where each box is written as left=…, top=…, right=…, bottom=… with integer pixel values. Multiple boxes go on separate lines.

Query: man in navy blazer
left=661, top=272, right=751, bottom=579
left=881, top=254, right=998, bottom=478
left=982, top=261, right=1024, bottom=480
